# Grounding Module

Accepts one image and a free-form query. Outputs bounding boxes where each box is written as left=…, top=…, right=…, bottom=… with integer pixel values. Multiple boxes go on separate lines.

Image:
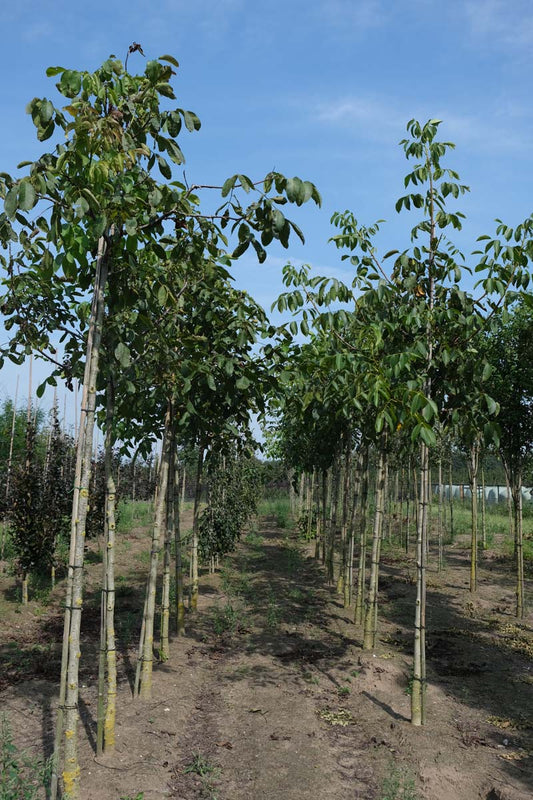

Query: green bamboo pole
left=138, top=407, right=172, bottom=699
left=57, top=236, right=109, bottom=799
left=189, top=448, right=204, bottom=611
left=411, top=441, right=428, bottom=725
left=363, top=439, right=386, bottom=651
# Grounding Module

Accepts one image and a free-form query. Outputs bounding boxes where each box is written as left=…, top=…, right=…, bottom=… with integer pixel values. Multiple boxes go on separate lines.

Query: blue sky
left=1, top=0, right=533, bottom=428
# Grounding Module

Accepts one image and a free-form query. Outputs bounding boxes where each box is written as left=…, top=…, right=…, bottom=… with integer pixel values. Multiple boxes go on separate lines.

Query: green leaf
left=158, top=54, right=180, bottom=68
left=59, top=70, right=81, bottom=98
left=221, top=176, right=236, bottom=197
left=166, top=139, right=184, bottom=165
left=419, top=426, right=436, bottom=447
left=46, top=66, right=66, bottom=76
left=125, top=218, right=138, bottom=235
left=182, top=110, right=201, bottom=131
left=157, top=285, right=168, bottom=305
left=114, top=342, right=131, bottom=368
left=4, top=188, right=18, bottom=219
left=286, top=177, right=305, bottom=206
left=236, top=376, right=250, bottom=390
left=157, top=155, right=172, bottom=179
left=207, top=373, right=216, bottom=391
left=18, top=181, right=36, bottom=211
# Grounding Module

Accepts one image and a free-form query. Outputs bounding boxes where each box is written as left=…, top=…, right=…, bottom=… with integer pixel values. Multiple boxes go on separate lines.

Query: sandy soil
left=1, top=511, right=532, bottom=800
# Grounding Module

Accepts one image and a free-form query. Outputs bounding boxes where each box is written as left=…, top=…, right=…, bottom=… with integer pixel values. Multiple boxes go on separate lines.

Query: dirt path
left=1, top=514, right=533, bottom=799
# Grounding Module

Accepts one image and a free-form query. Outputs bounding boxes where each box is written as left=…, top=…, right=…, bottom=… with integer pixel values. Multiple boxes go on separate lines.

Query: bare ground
left=1, top=511, right=533, bottom=800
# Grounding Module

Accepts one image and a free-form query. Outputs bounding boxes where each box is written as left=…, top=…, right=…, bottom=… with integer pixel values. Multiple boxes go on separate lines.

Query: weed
left=338, top=686, right=350, bottom=697
left=0, top=715, right=52, bottom=800
left=380, top=765, right=418, bottom=800
left=183, top=754, right=220, bottom=799
left=120, top=793, right=144, bottom=800
left=302, top=671, right=319, bottom=685
left=350, top=669, right=360, bottom=678
left=258, top=498, right=292, bottom=529
left=117, top=500, right=153, bottom=532
left=287, top=587, right=304, bottom=601
left=266, top=594, right=281, bottom=630
left=212, top=602, right=244, bottom=635
left=318, top=708, right=355, bottom=727
left=244, top=530, right=263, bottom=547
left=404, top=678, right=413, bottom=696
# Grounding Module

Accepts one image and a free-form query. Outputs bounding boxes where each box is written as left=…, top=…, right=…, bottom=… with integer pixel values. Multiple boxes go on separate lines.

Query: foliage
left=85, top=447, right=121, bottom=540
left=199, top=452, right=261, bottom=560
left=0, top=716, right=52, bottom=800
left=8, top=420, right=49, bottom=577
left=380, top=765, right=418, bottom=800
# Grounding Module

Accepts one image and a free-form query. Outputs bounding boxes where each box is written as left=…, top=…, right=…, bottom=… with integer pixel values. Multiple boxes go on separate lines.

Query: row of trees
left=1, top=51, right=532, bottom=797
left=0, top=48, right=320, bottom=798
left=269, top=119, right=533, bottom=726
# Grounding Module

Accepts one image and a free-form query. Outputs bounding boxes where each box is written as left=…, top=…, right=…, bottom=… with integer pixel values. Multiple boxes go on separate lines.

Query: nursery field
left=1, top=498, right=532, bottom=800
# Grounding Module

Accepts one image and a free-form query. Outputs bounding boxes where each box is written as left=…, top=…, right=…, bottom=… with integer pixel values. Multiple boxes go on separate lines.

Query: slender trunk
left=448, top=452, right=454, bottom=542
left=345, top=447, right=362, bottom=608
left=4, top=375, right=20, bottom=520
left=354, top=449, right=369, bottom=625
left=102, top=382, right=118, bottom=751
left=437, top=457, right=443, bottom=572
left=52, top=236, right=109, bottom=800
left=468, top=439, right=479, bottom=593
left=328, top=456, right=340, bottom=584
left=175, top=455, right=186, bottom=635
left=363, top=439, right=386, bottom=650
left=411, top=441, right=428, bottom=725
left=481, top=464, right=487, bottom=551
left=505, top=470, right=513, bottom=546
left=160, top=420, right=174, bottom=661
left=510, top=474, right=525, bottom=619
left=181, top=465, right=186, bottom=507
left=405, top=458, right=411, bottom=553
left=298, top=473, right=305, bottom=517
left=307, top=469, right=316, bottom=541
left=337, top=438, right=352, bottom=596
left=137, top=407, right=172, bottom=699
left=189, top=448, right=204, bottom=611
left=319, top=470, right=327, bottom=564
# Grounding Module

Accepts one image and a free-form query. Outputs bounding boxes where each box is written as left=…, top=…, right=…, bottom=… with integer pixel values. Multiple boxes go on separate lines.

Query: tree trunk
left=510, top=475, right=525, bottom=619
left=103, top=382, right=118, bottom=751
left=52, top=236, right=109, bottom=800
left=137, top=405, right=172, bottom=699
left=437, top=457, right=443, bottom=572
left=363, top=439, right=386, bottom=651
left=160, top=416, right=176, bottom=660
left=175, top=454, right=186, bottom=636
left=411, top=441, right=428, bottom=726
left=354, top=448, right=369, bottom=626
left=448, top=452, right=454, bottom=542
left=468, top=439, right=479, bottom=593
left=189, top=448, right=204, bottom=611
left=480, top=463, right=487, bottom=551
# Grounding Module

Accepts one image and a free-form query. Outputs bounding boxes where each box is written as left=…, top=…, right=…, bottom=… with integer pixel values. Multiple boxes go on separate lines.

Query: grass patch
left=117, top=500, right=153, bottom=533
left=380, top=765, right=418, bottom=800
left=258, top=498, right=292, bottom=529
left=0, top=715, right=52, bottom=800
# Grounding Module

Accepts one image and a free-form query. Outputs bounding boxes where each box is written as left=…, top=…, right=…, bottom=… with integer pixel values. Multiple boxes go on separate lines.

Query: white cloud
left=315, top=92, right=533, bottom=155
left=463, top=0, right=533, bottom=49
left=319, top=0, right=386, bottom=30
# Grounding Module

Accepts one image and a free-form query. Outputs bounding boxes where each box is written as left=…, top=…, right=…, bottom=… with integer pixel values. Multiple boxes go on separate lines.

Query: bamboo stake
left=138, top=408, right=172, bottom=699
left=52, top=235, right=109, bottom=800
left=363, top=439, right=386, bottom=650
left=189, top=447, right=204, bottom=611
left=411, top=441, right=428, bottom=725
